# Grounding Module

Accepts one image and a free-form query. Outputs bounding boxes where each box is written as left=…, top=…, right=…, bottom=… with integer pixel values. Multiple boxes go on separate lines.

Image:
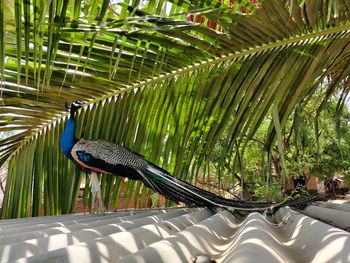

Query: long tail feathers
left=137, top=164, right=311, bottom=211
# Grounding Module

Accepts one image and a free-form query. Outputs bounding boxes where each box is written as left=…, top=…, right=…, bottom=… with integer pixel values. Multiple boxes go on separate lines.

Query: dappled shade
left=1, top=0, right=350, bottom=217
left=0, top=206, right=349, bottom=262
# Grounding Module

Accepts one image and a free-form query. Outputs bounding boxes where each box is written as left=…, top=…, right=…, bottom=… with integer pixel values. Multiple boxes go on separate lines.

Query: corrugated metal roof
left=0, top=203, right=349, bottom=263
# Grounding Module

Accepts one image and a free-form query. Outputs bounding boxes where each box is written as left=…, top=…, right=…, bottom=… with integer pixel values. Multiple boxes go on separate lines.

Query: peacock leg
left=90, top=190, right=96, bottom=214
left=89, top=172, right=105, bottom=215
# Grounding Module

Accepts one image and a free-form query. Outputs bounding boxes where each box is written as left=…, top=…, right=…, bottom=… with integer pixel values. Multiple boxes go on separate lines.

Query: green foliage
left=2, top=0, right=350, bottom=218
left=253, top=179, right=284, bottom=202
left=309, top=141, right=350, bottom=180
left=285, top=92, right=350, bottom=185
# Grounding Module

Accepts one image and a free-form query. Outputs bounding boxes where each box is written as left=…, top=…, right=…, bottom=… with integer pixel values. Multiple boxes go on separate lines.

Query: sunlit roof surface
left=0, top=202, right=349, bottom=263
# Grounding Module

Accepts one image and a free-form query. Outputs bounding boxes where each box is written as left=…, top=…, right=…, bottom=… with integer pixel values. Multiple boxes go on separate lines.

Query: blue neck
left=60, top=117, right=77, bottom=160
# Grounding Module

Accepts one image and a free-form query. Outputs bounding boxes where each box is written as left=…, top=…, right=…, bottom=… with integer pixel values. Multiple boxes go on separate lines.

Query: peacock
left=60, top=100, right=323, bottom=214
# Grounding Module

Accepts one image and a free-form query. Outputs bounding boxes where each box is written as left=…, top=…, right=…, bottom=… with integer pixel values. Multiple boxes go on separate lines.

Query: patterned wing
left=71, top=139, right=147, bottom=180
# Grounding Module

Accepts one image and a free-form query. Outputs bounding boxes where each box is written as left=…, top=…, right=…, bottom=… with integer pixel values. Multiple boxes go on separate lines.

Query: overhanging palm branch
left=1, top=0, right=350, bottom=218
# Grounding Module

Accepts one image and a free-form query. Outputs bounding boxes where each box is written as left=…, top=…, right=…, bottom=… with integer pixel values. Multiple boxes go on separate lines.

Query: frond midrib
left=95, top=21, right=350, bottom=103
left=9, top=21, right=350, bottom=160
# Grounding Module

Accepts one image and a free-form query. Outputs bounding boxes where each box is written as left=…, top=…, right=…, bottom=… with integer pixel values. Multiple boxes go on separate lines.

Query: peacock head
left=65, top=100, right=84, bottom=118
